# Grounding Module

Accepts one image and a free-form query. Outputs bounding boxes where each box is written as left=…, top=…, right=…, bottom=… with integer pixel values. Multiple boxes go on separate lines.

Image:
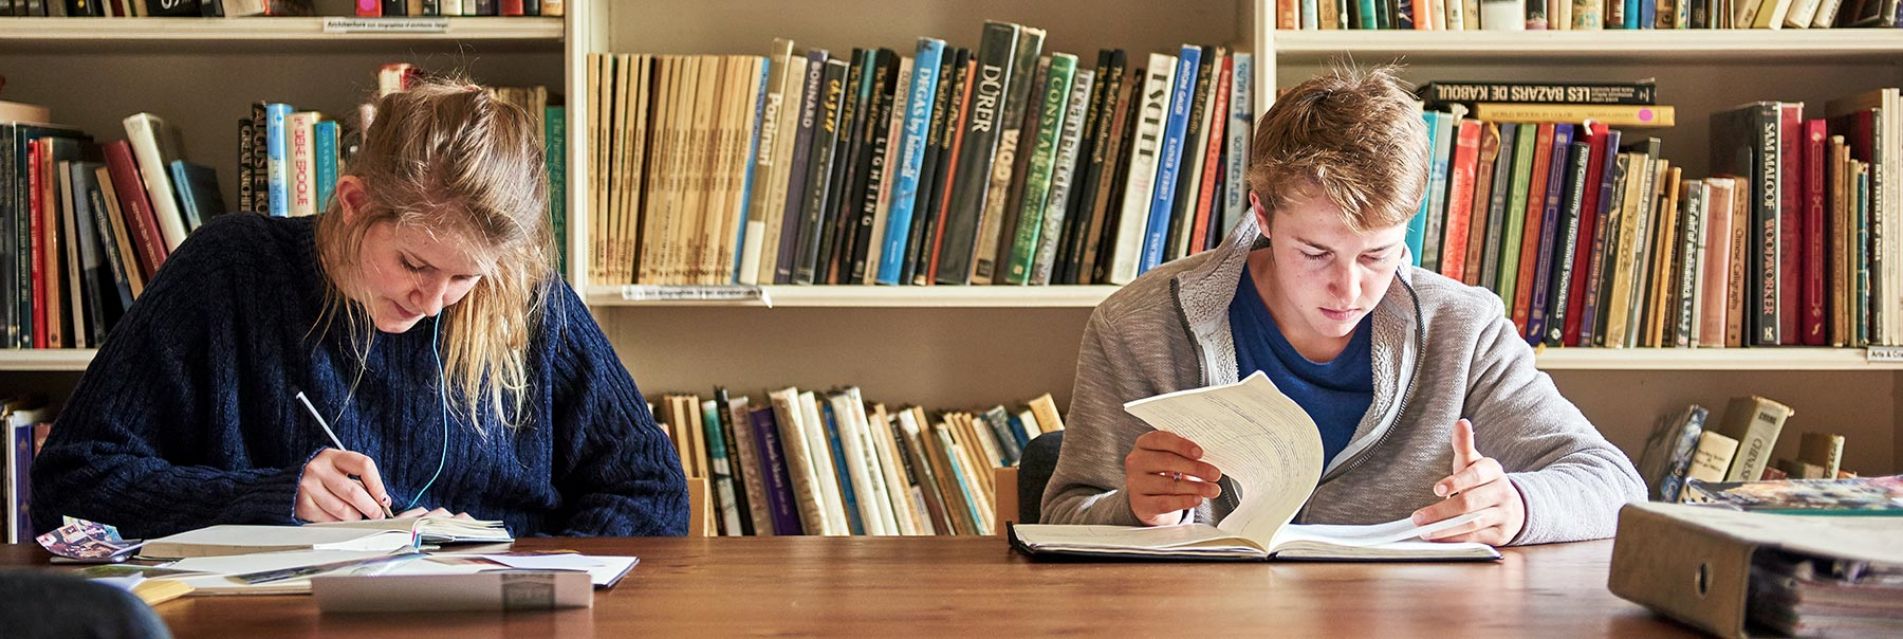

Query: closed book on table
left=1609, top=502, right=1903, bottom=639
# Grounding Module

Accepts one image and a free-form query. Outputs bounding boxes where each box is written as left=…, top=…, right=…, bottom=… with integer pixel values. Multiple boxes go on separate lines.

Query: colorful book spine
left=265, top=103, right=292, bottom=217
left=1441, top=120, right=1481, bottom=281
left=1422, top=109, right=1456, bottom=272
left=876, top=38, right=946, bottom=285
left=1005, top=54, right=1075, bottom=285
left=1107, top=55, right=1176, bottom=284
left=1405, top=111, right=1439, bottom=269
left=733, top=58, right=770, bottom=284
left=1032, top=66, right=1093, bottom=285
left=1528, top=123, right=1574, bottom=343
left=1140, top=45, right=1200, bottom=273
left=313, top=120, right=339, bottom=214
left=934, top=21, right=1020, bottom=285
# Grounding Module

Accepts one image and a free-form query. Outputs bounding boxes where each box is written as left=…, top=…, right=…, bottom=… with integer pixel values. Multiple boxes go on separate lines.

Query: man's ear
left=334, top=176, right=370, bottom=224
left=1249, top=191, right=1270, bottom=239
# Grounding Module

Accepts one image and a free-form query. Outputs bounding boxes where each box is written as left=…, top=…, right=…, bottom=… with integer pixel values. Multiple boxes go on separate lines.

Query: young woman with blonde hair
left=35, top=78, right=688, bottom=538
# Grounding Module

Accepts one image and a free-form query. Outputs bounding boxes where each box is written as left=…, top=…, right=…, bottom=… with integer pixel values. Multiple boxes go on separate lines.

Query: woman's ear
left=334, top=176, right=369, bottom=224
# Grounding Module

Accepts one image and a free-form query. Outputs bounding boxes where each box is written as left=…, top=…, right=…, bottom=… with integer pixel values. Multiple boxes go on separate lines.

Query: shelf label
left=1867, top=346, right=1903, bottom=363
left=323, top=18, right=452, bottom=34
left=613, top=285, right=769, bottom=305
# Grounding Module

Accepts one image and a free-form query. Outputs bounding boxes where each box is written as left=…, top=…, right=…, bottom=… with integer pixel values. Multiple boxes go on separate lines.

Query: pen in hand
left=296, top=390, right=395, bottom=519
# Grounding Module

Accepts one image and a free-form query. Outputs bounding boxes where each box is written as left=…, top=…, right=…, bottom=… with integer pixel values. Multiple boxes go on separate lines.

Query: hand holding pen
left=294, top=391, right=396, bottom=522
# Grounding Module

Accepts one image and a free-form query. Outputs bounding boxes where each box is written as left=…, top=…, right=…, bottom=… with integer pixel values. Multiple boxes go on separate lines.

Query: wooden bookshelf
left=0, top=16, right=564, bottom=44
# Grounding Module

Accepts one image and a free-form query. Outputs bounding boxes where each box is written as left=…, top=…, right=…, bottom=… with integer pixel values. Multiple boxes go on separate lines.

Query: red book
left=502, top=0, right=525, bottom=15
left=1187, top=55, right=1233, bottom=255
left=1803, top=119, right=1828, bottom=346
left=28, top=141, right=46, bottom=349
left=1562, top=121, right=1611, bottom=347
left=103, top=141, right=169, bottom=280
left=1779, top=103, right=1803, bottom=344
left=1440, top=119, right=1481, bottom=281
left=1512, top=123, right=1556, bottom=335
left=356, top=0, right=381, bottom=16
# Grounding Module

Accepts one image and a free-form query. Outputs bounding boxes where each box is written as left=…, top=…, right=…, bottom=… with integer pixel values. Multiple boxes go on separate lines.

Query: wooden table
left=4, top=537, right=1695, bottom=637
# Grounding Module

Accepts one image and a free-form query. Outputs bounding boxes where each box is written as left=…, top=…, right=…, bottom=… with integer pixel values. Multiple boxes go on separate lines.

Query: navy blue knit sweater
left=31, top=214, right=688, bottom=539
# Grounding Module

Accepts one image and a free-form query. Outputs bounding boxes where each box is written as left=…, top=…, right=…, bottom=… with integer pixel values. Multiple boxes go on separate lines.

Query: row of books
left=1407, top=84, right=1901, bottom=348
left=2, top=108, right=221, bottom=350
left=1272, top=0, right=1903, bottom=29
left=1634, top=395, right=1859, bottom=504
left=586, top=21, right=1256, bottom=288
left=655, top=386, right=1063, bottom=537
left=1, top=397, right=50, bottom=544
left=4, top=0, right=563, bottom=17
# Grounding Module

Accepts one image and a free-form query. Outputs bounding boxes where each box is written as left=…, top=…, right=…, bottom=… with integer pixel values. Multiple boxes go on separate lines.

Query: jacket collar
left=1170, top=214, right=1425, bottom=478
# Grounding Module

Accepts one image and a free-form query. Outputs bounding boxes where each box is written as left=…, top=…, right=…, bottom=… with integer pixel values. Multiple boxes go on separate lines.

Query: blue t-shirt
left=1229, top=262, right=1375, bottom=469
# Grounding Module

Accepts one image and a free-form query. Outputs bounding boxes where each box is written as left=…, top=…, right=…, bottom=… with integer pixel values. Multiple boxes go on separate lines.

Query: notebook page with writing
left=1123, top=371, right=1324, bottom=548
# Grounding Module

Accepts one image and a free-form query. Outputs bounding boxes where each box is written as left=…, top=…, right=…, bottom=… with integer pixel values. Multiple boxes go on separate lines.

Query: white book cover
left=828, top=391, right=890, bottom=535
left=768, top=387, right=831, bottom=536
left=288, top=111, right=321, bottom=217
left=798, top=391, right=850, bottom=536
left=1108, top=54, right=1177, bottom=284
left=1011, top=372, right=1499, bottom=561
left=740, top=39, right=797, bottom=285
left=121, top=113, right=189, bottom=250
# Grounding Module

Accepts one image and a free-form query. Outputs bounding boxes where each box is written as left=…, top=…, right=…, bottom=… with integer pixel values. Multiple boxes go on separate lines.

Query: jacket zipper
left=1167, top=278, right=1243, bottom=518
left=1293, top=274, right=1428, bottom=524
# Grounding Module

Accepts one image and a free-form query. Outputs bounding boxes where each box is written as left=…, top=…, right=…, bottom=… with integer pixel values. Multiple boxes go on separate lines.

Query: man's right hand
left=1124, top=431, right=1224, bottom=526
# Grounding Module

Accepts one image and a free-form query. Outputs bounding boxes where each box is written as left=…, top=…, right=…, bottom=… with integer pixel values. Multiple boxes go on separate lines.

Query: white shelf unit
left=3, top=2, right=1899, bottom=476
left=585, top=285, right=1122, bottom=308
left=0, top=16, right=564, bottom=42
left=0, top=350, right=97, bottom=372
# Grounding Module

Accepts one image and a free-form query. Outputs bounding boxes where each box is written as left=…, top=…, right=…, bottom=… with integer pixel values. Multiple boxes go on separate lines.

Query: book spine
left=1078, top=54, right=1135, bottom=285
left=1528, top=123, right=1573, bottom=343
left=1474, top=104, right=1673, bottom=128
left=968, top=27, right=1045, bottom=285
left=877, top=39, right=945, bottom=285
left=1004, top=54, right=1075, bottom=285
left=776, top=50, right=827, bottom=284
left=1583, top=132, right=1625, bottom=346
left=1754, top=104, right=1782, bottom=345
left=1442, top=120, right=1481, bottom=281
left=103, top=141, right=167, bottom=280
left=740, top=44, right=792, bottom=287
left=122, top=114, right=188, bottom=250
left=1032, top=66, right=1092, bottom=285
left=1776, top=104, right=1802, bottom=344
left=903, top=47, right=963, bottom=285
left=1480, top=122, right=1518, bottom=291
left=1801, top=119, right=1827, bottom=345
left=793, top=59, right=848, bottom=285
left=934, top=23, right=1019, bottom=285
left=749, top=407, right=802, bottom=535
left=314, top=120, right=338, bottom=214
left=1139, top=46, right=1200, bottom=274
left=1563, top=123, right=1610, bottom=346
left=757, top=45, right=804, bottom=285
left=1675, top=181, right=1704, bottom=348
left=1464, top=122, right=1499, bottom=286
left=925, top=56, right=979, bottom=285
left=700, top=400, right=743, bottom=536
left=1220, top=54, right=1252, bottom=253
left=1499, top=123, right=1538, bottom=320
left=848, top=51, right=901, bottom=284
left=1165, top=47, right=1216, bottom=264
left=1544, top=136, right=1590, bottom=346
left=265, top=103, right=292, bottom=218
left=1405, top=112, right=1439, bottom=268
left=287, top=112, right=317, bottom=217
left=237, top=119, right=255, bottom=214
left=730, top=58, right=769, bottom=284
left=1655, top=406, right=1708, bottom=502
left=1421, top=111, right=1455, bottom=272
left=77, top=166, right=133, bottom=314
left=1107, top=56, right=1175, bottom=284
left=1053, top=50, right=1113, bottom=285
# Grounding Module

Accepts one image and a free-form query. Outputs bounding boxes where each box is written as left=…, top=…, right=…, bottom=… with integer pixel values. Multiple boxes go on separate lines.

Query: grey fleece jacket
left=1040, top=215, right=1645, bottom=545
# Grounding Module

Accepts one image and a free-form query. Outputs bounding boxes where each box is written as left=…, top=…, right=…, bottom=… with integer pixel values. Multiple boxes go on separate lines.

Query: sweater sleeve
left=1040, top=308, right=1161, bottom=526
left=31, top=220, right=307, bottom=539
left=545, top=286, right=690, bottom=537
left=1464, top=307, right=1646, bottom=545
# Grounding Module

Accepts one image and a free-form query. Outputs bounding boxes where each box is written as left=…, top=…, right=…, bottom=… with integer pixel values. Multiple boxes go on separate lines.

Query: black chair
left=1015, top=430, right=1064, bottom=525
left=0, top=570, right=172, bottom=639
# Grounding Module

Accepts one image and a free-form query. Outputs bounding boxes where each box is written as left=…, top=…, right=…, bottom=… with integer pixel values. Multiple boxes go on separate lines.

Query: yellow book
left=1682, top=431, right=1741, bottom=492
left=1027, top=393, right=1065, bottom=432
left=1474, top=103, right=1674, bottom=128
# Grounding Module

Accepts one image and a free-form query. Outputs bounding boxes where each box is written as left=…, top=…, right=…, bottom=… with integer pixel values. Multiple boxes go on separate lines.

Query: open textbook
left=139, top=515, right=512, bottom=559
left=1011, top=371, right=1500, bottom=561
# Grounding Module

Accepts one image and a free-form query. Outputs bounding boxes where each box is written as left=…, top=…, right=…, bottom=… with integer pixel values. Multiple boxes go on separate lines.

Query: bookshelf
left=3, top=1, right=1900, bottom=483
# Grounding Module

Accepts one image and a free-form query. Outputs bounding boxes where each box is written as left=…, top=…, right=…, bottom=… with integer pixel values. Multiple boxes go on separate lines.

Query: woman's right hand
left=296, top=449, right=392, bottom=522
left=1125, top=431, right=1224, bottom=527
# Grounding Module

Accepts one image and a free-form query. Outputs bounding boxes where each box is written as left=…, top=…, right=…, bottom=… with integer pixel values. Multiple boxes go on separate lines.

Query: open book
left=140, top=516, right=511, bottom=559
left=1012, top=371, right=1500, bottom=561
